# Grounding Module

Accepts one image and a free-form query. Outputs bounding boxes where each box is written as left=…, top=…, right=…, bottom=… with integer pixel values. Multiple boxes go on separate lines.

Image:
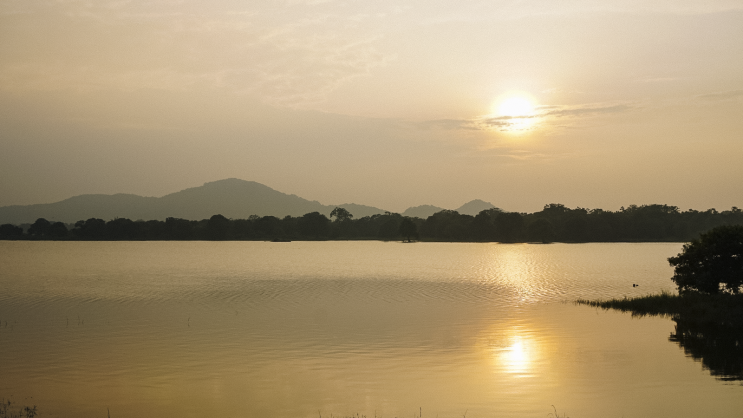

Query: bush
left=668, top=225, right=743, bottom=294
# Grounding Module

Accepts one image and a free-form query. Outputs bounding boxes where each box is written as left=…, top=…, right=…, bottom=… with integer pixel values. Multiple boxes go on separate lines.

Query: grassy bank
left=576, top=291, right=743, bottom=327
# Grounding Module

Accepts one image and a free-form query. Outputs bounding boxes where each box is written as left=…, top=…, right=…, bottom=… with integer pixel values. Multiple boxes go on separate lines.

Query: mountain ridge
left=0, top=179, right=500, bottom=224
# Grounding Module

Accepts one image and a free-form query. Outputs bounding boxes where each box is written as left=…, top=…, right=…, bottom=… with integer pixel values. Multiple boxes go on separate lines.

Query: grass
left=0, top=399, right=37, bottom=418
left=576, top=290, right=743, bottom=328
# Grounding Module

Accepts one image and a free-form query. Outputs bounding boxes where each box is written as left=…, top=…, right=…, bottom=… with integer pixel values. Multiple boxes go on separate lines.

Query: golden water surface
left=0, top=241, right=741, bottom=417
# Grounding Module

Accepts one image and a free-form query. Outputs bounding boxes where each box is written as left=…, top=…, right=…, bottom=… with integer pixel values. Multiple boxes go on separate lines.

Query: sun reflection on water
left=496, top=334, right=536, bottom=377
left=485, top=323, right=548, bottom=381
left=503, top=337, right=530, bottom=374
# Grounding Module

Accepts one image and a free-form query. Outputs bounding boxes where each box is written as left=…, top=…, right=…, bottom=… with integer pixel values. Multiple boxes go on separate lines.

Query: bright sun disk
left=498, top=97, right=534, bottom=117
left=490, top=95, right=538, bottom=132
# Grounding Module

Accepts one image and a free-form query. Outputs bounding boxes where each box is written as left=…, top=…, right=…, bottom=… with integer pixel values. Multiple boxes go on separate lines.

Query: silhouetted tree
left=106, top=218, right=137, bottom=240
left=165, top=217, right=194, bottom=240
left=493, top=212, right=524, bottom=242
left=48, top=221, right=69, bottom=238
left=669, top=225, right=743, bottom=294
left=469, top=209, right=498, bottom=241
left=255, top=216, right=283, bottom=239
left=563, top=210, right=589, bottom=242
left=12, top=202, right=743, bottom=242
left=140, top=219, right=168, bottom=239
left=28, top=218, right=52, bottom=238
left=73, top=218, right=107, bottom=239
left=298, top=212, right=330, bottom=239
left=232, top=218, right=255, bottom=239
left=527, top=218, right=555, bottom=243
left=207, top=214, right=231, bottom=240
left=399, top=217, right=418, bottom=242
left=419, top=210, right=473, bottom=241
left=330, top=207, right=353, bottom=222
left=329, top=207, right=356, bottom=239
left=0, top=224, right=24, bottom=238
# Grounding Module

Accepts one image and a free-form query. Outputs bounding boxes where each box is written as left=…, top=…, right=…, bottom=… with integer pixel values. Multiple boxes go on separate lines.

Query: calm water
left=0, top=242, right=741, bottom=417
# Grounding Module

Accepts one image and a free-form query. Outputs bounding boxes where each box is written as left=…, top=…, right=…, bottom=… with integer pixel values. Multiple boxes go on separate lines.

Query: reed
left=0, top=399, right=37, bottom=418
left=576, top=291, right=743, bottom=327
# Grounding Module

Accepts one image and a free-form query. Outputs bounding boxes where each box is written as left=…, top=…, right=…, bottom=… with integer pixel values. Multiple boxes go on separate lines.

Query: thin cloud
left=417, top=119, right=479, bottom=130
left=416, top=102, right=636, bottom=133
left=0, top=1, right=394, bottom=108
left=539, top=104, right=634, bottom=117
left=697, top=89, right=743, bottom=101
left=478, top=115, right=537, bottom=130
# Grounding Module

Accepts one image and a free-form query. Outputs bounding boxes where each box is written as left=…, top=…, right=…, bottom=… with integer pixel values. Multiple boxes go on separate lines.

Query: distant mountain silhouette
left=402, top=205, right=446, bottom=218
left=400, top=200, right=501, bottom=218
left=0, top=179, right=386, bottom=224
left=332, top=203, right=387, bottom=219
left=455, top=199, right=501, bottom=216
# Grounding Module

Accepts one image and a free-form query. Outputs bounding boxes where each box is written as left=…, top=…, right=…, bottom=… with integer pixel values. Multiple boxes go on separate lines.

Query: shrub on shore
left=668, top=224, right=743, bottom=294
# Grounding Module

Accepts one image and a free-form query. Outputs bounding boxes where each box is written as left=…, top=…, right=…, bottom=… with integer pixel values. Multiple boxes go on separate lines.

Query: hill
left=0, top=179, right=386, bottom=224
left=455, top=199, right=501, bottom=216
left=402, top=205, right=446, bottom=219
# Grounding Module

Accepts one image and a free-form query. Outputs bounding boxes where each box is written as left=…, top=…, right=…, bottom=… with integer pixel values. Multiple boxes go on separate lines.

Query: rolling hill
left=0, top=179, right=502, bottom=224
left=0, top=179, right=386, bottom=224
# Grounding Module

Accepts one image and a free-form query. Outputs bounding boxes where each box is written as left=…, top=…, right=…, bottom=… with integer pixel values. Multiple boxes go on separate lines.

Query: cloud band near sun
left=418, top=102, right=638, bottom=132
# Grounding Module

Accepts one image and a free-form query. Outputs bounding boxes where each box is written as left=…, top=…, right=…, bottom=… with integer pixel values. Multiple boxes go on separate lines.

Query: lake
left=0, top=241, right=741, bottom=417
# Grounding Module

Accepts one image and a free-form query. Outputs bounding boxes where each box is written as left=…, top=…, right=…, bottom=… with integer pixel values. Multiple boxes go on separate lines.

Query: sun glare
left=490, top=95, right=538, bottom=132
left=498, top=97, right=534, bottom=117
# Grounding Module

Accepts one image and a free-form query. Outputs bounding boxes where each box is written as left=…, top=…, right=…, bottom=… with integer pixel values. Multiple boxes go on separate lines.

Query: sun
left=498, top=97, right=535, bottom=117
left=489, top=95, right=538, bottom=132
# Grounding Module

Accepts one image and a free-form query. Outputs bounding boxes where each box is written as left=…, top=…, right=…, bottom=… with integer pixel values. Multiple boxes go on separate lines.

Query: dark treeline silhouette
left=1, top=203, right=742, bottom=242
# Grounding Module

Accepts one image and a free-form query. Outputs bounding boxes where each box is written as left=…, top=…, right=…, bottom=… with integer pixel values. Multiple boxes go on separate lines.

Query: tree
left=330, top=207, right=353, bottom=222
left=73, top=218, right=107, bottom=239
left=165, top=217, right=194, bottom=240
left=255, top=216, right=283, bottom=238
left=668, top=225, right=743, bottom=294
left=493, top=212, right=524, bottom=242
left=298, top=212, right=330, bottom=239
left=48, top=221, right=69, bottom=238
left=0, top=224, right=24, bottom=238
left=106, top=218, right=136, bottom=240
left=419, top=210, right=472, bottom=241
left=377, top=213, right=403, bottom=240
left=28, top=218, right=52, bottom=237
left=527, top=218, right=555, bottom=243
left=469, top=209, right=498, bottom=241
left=399, top=217, right=418, bottom=242
left=207, top=214, right=231, bottom=240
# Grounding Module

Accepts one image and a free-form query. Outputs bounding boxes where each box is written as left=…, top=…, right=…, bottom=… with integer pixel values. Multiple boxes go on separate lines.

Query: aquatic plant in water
left=0, top=399, right=37, bottom=418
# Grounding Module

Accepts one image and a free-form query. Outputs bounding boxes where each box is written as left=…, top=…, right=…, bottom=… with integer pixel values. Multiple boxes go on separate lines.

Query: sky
left=1, top=0, right=742, bottom=213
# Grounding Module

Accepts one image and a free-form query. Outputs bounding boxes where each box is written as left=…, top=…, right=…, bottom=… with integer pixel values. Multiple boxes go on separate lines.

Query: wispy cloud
left=0, top=1, right=395, bottom=107
left=416, top=119, right=479, bottom=131
left=697, top=89, right=743, bottom=101
left=538, top=104, right=634, bottom=117
left=417, top=102, right=636, bottom=133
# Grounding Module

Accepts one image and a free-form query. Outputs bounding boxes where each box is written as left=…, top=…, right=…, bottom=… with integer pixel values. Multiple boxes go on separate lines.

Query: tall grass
left=0, top=399, right=37, bottom=418
left=576, top=291, right=743, bottom=327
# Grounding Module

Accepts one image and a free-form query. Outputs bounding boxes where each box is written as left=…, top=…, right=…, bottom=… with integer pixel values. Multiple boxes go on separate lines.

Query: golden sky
left=1, top=0, right=742, bottom=212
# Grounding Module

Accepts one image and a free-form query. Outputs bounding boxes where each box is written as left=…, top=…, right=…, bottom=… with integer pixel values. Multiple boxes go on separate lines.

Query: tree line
left=0, top=203, right=741, bottom=242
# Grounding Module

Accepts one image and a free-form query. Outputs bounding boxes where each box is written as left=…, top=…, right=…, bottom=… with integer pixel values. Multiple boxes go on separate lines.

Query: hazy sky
left=1, top=0, right=742, bottom=213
